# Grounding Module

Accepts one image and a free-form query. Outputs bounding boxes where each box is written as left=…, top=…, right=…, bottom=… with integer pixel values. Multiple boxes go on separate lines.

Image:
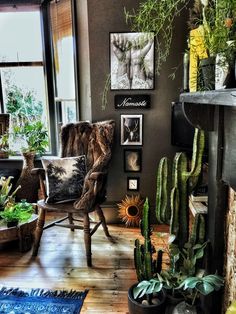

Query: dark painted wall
left=78, top=0, right=190, bottom=216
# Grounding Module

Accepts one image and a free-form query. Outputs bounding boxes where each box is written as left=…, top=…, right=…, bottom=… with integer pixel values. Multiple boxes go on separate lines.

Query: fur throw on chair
left=60, top=120, right=115, bottom=213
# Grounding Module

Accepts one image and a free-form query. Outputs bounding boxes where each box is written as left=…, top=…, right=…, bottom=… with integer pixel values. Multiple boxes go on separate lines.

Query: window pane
left=1, top=67, right=50, bottom=152
left=50, top=0, right=76, bottom=101
left=0, top=11, right=43, bottom=62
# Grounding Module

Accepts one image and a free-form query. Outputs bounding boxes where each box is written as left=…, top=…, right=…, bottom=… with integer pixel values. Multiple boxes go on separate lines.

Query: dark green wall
left=77, top=0, right=190, bottom=215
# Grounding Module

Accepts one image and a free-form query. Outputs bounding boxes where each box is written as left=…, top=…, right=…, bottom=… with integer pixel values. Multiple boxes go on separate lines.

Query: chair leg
left=32, top=207, right=46, bottom=256
left=83, top=213, right=92, bottom=267
left=95, top=205, right=110, bottom=238
left=68, top=213, right=75, bottom=231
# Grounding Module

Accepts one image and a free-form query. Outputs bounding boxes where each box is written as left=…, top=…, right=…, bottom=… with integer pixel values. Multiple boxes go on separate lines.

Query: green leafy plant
left=13, top=120, right=48, bottom=155
left=0, top=177, right=20, bottom=211
left=125, top=0, right=191, bottom=74
left=196, top=0, right=236, bottom=62
left=133, top=276, right=170, bottom=299
left=0, top=200, right=33, bottom=224
left=178, top=274, right=224, bottom=305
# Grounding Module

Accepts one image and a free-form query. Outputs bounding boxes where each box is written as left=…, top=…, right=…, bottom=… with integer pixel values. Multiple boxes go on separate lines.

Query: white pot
left=215, top=53, right=229, bottom=90
left=172, top=301, right=197, bottom=314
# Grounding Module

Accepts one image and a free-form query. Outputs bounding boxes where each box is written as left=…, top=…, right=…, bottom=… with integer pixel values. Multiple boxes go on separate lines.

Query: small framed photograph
left=124, top=149, right=142, bottom=172
left=127, top=177, right=140, bottom=192
left=110, top=32, right=155, bottom=90
left=120, top=114, right=143, bottom=146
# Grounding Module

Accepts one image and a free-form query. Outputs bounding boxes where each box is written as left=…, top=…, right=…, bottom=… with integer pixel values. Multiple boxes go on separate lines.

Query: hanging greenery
left=124, top=0, right=191, bottom=74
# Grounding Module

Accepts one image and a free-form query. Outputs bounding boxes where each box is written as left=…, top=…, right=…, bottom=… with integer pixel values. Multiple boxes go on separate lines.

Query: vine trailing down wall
left=156, top=128, right=205, bottom=248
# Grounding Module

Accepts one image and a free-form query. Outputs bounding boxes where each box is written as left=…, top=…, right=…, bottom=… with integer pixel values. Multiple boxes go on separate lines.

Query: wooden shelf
left=180, top=89, right=236, bottom=107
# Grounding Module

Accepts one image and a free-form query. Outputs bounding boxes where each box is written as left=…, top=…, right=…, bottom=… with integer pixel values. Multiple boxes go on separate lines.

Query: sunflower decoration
left=117, top=195, right=144, bottom=227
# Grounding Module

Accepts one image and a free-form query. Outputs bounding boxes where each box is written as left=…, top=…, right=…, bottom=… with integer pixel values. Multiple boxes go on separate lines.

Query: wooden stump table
left=0, top=214, right=38, bottom=252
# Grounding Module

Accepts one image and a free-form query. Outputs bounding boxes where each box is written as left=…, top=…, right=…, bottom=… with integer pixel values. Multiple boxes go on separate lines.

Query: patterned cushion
left=41, top=156, right=86, bottom=203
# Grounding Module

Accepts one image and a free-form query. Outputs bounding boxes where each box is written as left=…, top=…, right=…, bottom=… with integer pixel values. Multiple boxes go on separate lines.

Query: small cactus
left=134, top=198, right=163, bottom=281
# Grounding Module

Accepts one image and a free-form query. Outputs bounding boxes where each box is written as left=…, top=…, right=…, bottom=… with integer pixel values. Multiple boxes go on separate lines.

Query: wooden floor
left=0, top=214, right=168, bottom=314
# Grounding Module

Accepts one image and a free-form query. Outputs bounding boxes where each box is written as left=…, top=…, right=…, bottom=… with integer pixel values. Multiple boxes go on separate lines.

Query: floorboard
left=0, top=215, right=169, bottom=313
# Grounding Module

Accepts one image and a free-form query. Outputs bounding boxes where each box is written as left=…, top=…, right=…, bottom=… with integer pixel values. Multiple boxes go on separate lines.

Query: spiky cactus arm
left=172, top=152, right=189, bottom=247
left=136, top=198, right=153, bottom=280
left=134, top=239, right=144, bottom=281
left=156, top=250, right=163, bottom=274
left=189, top=129, right=205, bottom=192
left=170, top=187, right=180, bottom=237
left=156, top=157, right=171, bottom=224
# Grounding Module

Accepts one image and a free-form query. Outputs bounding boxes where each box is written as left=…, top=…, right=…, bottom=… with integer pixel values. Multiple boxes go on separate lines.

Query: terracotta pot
left=16, top=152, right=39, bottom=203
left=128, top=283, right=166, bottom=314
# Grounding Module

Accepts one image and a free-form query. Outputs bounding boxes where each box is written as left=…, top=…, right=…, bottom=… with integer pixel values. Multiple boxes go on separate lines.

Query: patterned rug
left=0, top=287, right=88, bottom=314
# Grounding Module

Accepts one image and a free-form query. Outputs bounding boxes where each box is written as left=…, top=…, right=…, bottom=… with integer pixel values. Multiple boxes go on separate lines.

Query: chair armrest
left=31, top=168, right=45, bottom=176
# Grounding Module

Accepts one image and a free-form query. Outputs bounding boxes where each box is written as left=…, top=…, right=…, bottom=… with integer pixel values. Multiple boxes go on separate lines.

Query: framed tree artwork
left=110, top=32, right=155, bottom=90
left=120, top=114, right=143, bottom=146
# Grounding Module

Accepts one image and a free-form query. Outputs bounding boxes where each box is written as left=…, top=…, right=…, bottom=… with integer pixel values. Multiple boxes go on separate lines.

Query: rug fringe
left=0, top=287, right=89, bottom=299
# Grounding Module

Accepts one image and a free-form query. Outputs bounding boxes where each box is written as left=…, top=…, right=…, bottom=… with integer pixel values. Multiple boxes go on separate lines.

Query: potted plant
left=0, top=176, right=21, bottom=212
left=13, top=120, right=48, bottom=156
left=13, top=120, right=48, bottom=203
left=128, top=198, right=167, bottom=314
left=172, top=274, right=224, bottom=313
left=0, top=133, right=9, bottom=159
left=189, top=0, right=236, bottom=90
left=0, top=200, right=34, bottom=228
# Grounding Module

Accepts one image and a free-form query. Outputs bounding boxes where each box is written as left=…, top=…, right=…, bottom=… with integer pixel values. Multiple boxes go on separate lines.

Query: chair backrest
left=60, top=120, right=115, bottom=211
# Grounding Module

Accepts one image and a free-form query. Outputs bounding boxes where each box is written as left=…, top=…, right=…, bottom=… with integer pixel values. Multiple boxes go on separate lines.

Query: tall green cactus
left=156, top=128, right=205, bottom=248
left=134, top=198, right=163, bottom=281
left=156, top=157, right=171, bottom=224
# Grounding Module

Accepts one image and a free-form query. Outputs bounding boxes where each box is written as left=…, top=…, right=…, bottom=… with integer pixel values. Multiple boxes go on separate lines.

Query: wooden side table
left=0, top=214, right=38, bottom=252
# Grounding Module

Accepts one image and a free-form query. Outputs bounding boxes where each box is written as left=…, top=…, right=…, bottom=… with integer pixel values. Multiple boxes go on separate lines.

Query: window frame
left=0, top=0, right=80, bottom=156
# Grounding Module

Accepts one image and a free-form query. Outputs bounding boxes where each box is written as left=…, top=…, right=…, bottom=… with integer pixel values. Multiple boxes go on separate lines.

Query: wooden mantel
left=179, top=89, right=236, bottom=314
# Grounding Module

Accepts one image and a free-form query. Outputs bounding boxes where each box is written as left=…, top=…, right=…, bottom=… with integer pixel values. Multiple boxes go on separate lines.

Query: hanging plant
left=124, top=0, right=191, bottom=75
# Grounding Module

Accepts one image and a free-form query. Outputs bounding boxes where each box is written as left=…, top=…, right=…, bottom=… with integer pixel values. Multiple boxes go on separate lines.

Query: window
left=49, top=0, right=78, bottom=125
left=0, top=8, right=50, bottom=152
left=0, top=1, right=79, bottom=154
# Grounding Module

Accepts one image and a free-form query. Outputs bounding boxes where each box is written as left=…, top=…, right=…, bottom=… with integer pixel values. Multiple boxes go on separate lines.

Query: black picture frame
left=115, top=94, right=151, bottom=109
left=120, top=114, right=143, bottom=146
left=127, top=177, right=140, bottom=192
left=124, top=149, right=142, bottom=172
left=110, top=32, right=155, bottom=90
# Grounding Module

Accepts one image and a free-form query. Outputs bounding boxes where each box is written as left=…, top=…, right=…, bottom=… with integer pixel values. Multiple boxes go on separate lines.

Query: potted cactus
left=128, top=198, right=167, bottom=314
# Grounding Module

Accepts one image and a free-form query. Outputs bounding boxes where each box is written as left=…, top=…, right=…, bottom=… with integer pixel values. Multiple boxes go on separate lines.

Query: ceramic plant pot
left=7, top=220, right=19, bottom=228
left=16, top=152, right=39, bottom=203
left=128, top=283, right=166, bottom=314
left=172, top=301, right=198, bottom=314
left=199, top=57, right=215, bottom=90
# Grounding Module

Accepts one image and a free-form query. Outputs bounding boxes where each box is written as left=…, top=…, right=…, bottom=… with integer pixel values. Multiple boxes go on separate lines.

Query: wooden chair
left=32, top=120, right=115, bottom=266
